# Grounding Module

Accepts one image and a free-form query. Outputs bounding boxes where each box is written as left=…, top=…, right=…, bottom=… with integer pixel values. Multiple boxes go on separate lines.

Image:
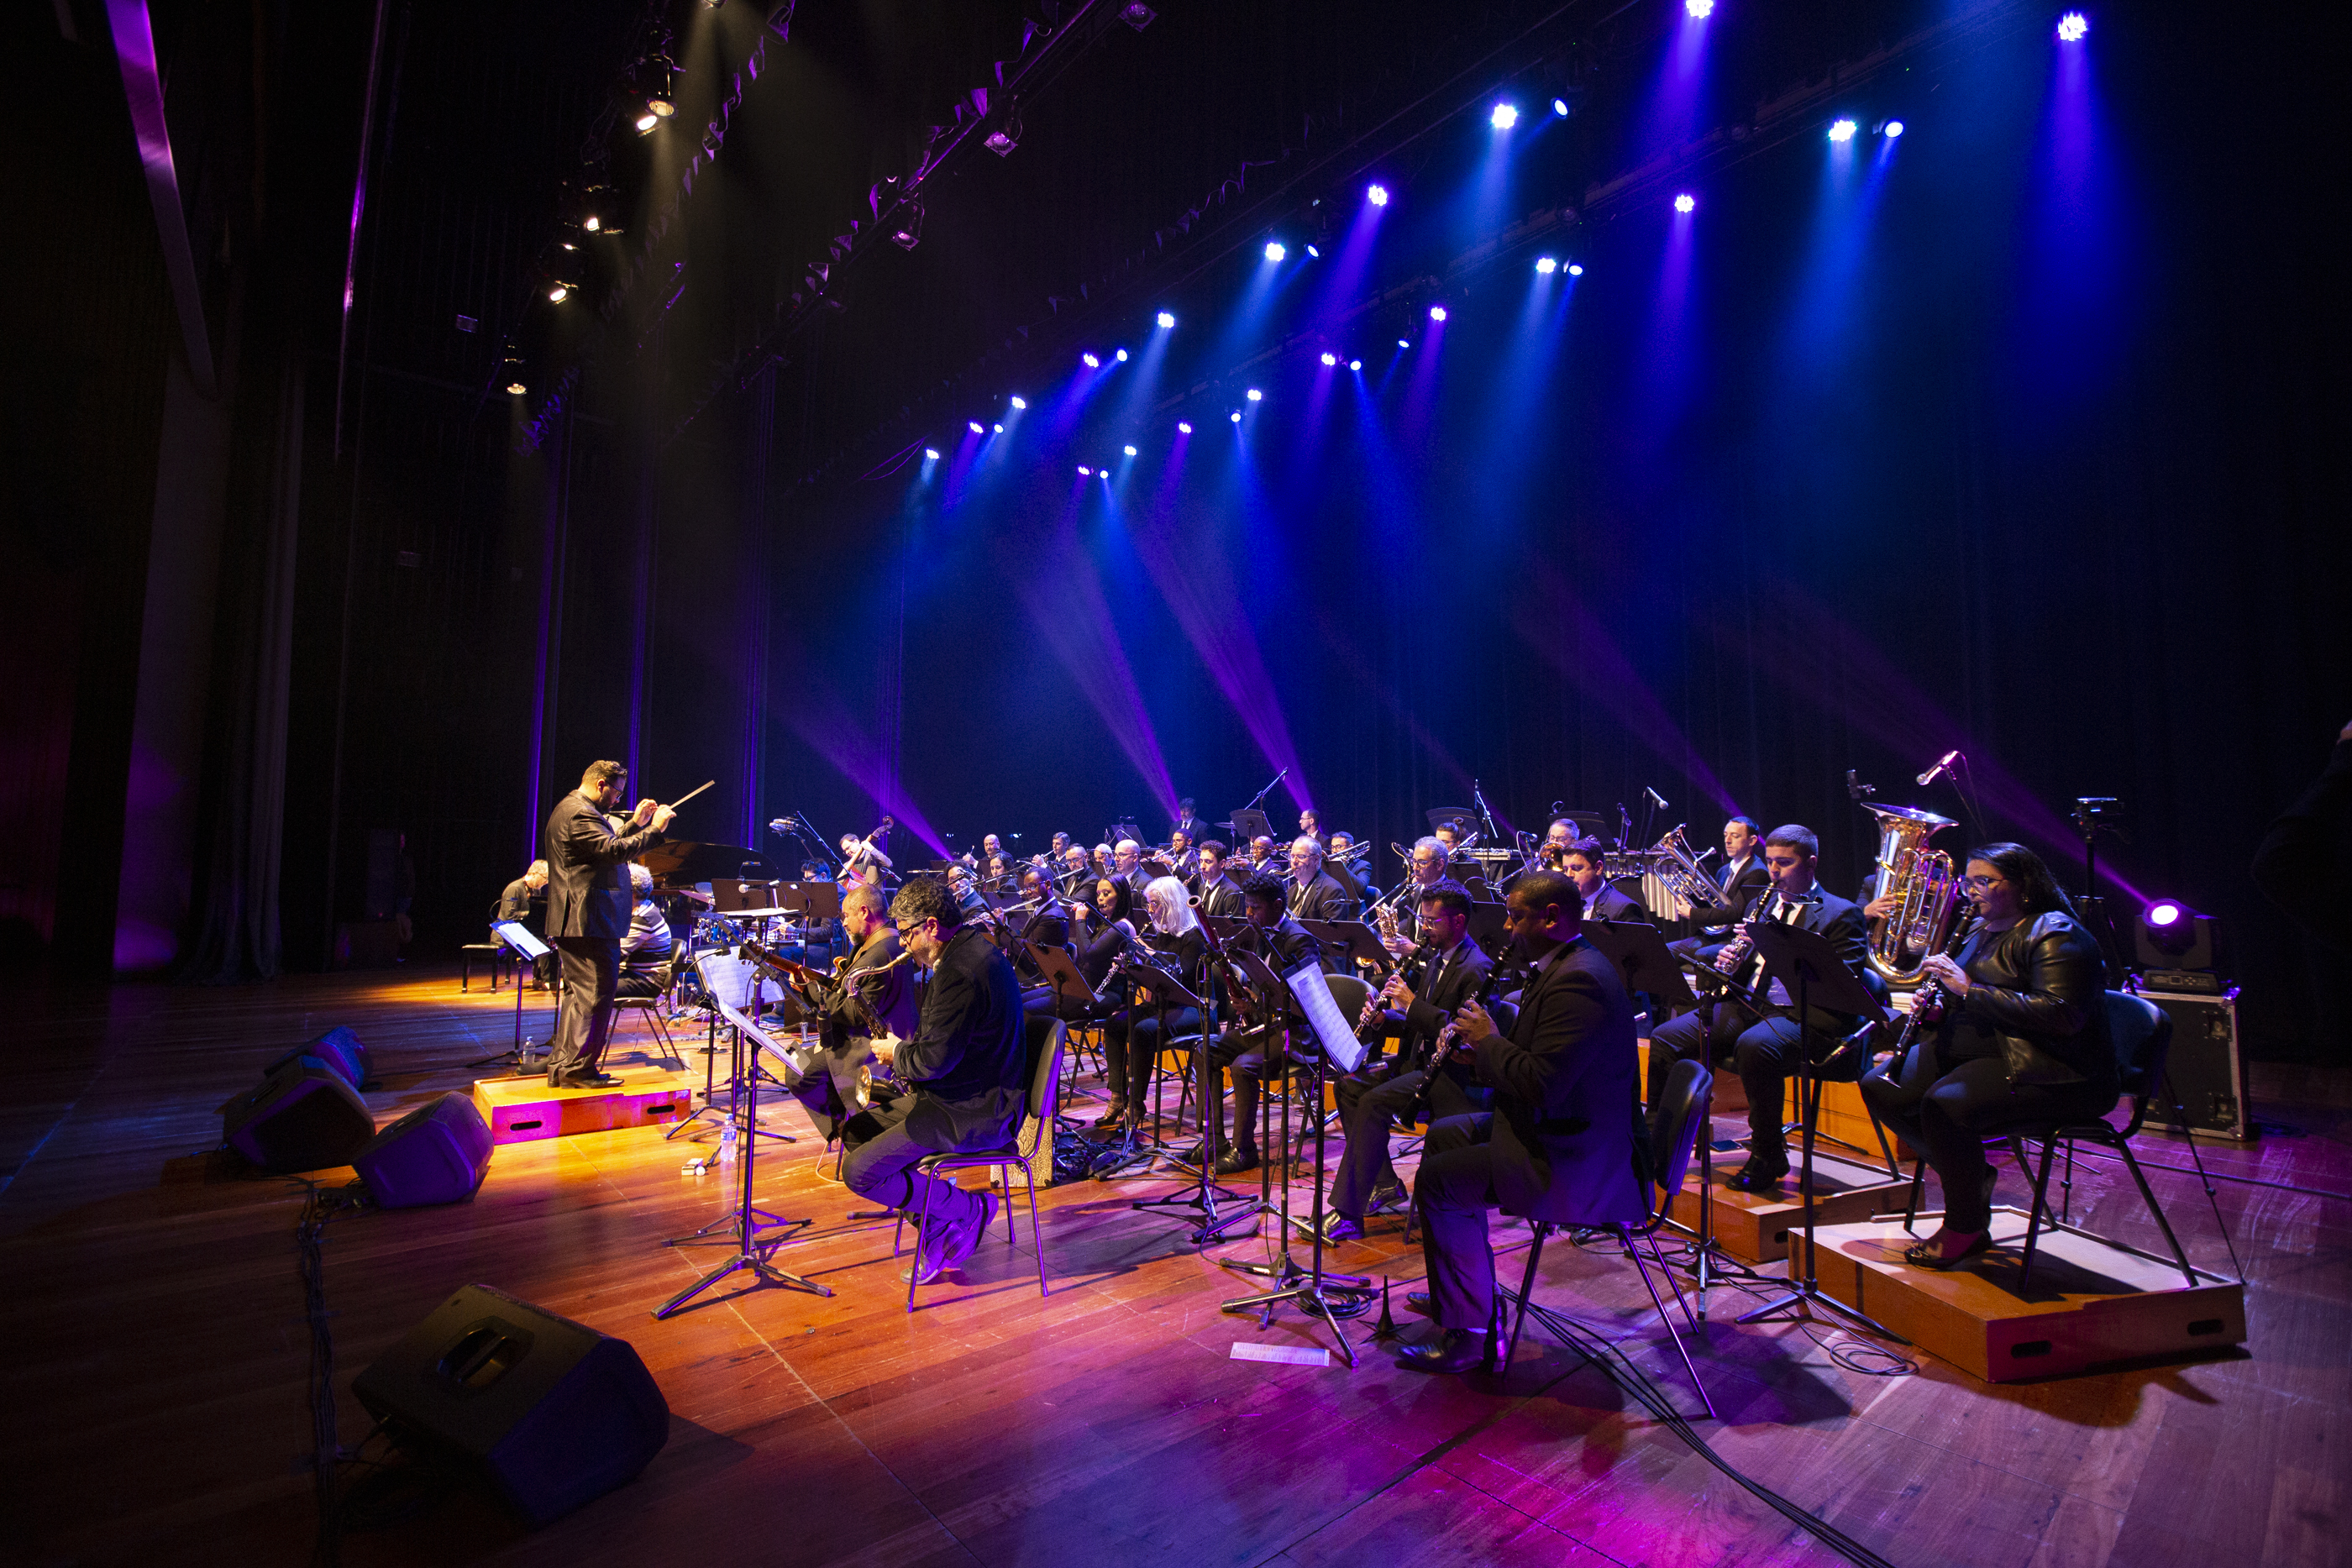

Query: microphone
left=1644, top=787, right=1668, bottom=810
left=769, top=819, right=790, bottom=834
left=1916, top=751, right=1961, bottom=788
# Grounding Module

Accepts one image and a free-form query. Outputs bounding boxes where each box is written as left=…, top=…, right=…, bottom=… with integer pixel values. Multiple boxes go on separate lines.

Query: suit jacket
left=543, top=792, right=666, bottom=940
left=1287, top=870, right=1356, bottom=923
left=496, top=878, right=544, bottom=929
left=1724, top=885, right=1871, bottom=1030
left=1240, top=914, right=1321, bottom=972
left=1195, top=875, right=1246, bottom=920
left=895, top=925, right=1030, bottom=1153
left=1397, top=938, right=1494, bottom=1062
left=1583, top=882, right=1646, bottom=926
left=1471, top=937, right=1649, bottom=1229
left=1693, top=854, right=1771, bottom=933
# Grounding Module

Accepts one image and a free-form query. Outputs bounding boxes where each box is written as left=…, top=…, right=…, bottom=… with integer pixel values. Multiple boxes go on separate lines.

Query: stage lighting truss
left=890, top=202, right=925, bottom=250
left=642, top=51, right=677, bottom=118
left=985, top=99, right=1024, bottom=156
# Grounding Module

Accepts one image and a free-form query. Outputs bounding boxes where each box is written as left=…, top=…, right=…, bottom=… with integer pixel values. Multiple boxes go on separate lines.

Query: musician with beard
left=1381, top=837, right=1452, bottom=956
left=542, top=761, right=674, bottom=1089
left=1324, top=880, right=1493, bottom=1241
left=1646, top=825, right=1869, bottom=1192
left=1284, top=836, right=1357, bottom=922
left=1096, top=878, right=1212, bottom=1131
left=1398, top=870, right=1649, bottom=1374
left=1209, top=874, right=1326, bottom=1173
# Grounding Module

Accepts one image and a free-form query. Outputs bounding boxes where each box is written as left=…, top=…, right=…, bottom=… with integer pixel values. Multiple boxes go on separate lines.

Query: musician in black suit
left=1671, top=816, right=1769, bottom=962
left=1194, top=841, right=1247, bottom=920
left=1112, top=839, right=1156, bottom=904
left=542, top=761, right=673, bottom=1088
left=1058, top=845, right=1095, bottom=898
left=1325, top=831, right=1372, bottom=905
left=1325, top=881, right=1494, bottom=1240
left=1399, top=869, right=1649, bottom=1373
left=839, top=877, right=1029, bottom=1283
left=1173, top=800, right=1208, bottom=845
left=1284, top=837, right=1357, bottom=922
left=1647, top=825, right=1870, bottom=1191
left=1098, top=877, right=1212, bottom=1130
left=1562, top=841, right=1646, bottom=926
left=1210, top=875, right=1324, bottom=1173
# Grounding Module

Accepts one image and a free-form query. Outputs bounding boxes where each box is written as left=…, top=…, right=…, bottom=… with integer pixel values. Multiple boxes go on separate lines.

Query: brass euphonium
left=1862, top=803, right=1961, bottom=983
left=1646, top=824, right=1725, bottom=911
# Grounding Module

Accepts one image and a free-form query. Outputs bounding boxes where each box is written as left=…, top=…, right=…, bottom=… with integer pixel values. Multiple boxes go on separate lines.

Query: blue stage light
left=1490, top=102, right=1518, bottom=130
left=1674, top=193, right=1697, bottom=213
left=1320, top=351, right=1337, bottom=366
left=1367, top=183, right=1389, bottom=207
left=1177, top=421, right=1193, bottom=434
left=1116, top=348, right=1129, bottom=362
left=1263, top=240, right=1287, bottom=262
left=1829, top=118, right=1858, bottom=143
left=1552, top=98, right=1570, bottom=117
left=1246, top=388, right=1263, bottom=401
left=2056, top=12, right=2087, bottom=41
left=1010, top=395, right=1028, bottom=409
left=923, top=448, right=940, bottom=461
left=1882, top=120, right=1905, bottom=139
left=1305, top=244, right=1320, bottom=259
left=1083, top=352, right=1100, bottom=368
left=1123, top=444, right=1137, bottom=457
left=1685, top=0, right=1713, bottom=15
left=1428, top=304, right=1447, bottom=322
left=969, top=421, right=984, bottom=433
left=1156, top=311, right=1176, bottom=329
left=1397, top=338, right=1410, bottom=349
left=992, top=423, right=1003, bottom=433
left=1229, top=411, right=1242, bottom=423
left=1348, top=359, right=1362, bottom=371
left=1535, top=256, right=1557, bottom=275
left=1567, top=263, right=1583, bottom=276
left=1077, top=465, right=1092, bottom=475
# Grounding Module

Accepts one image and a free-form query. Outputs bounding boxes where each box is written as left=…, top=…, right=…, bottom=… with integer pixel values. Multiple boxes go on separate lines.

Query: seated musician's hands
left=1919, top=952, right=1970, bottom=995
left=1865, top=893, right=1901, bottom=919
left=1382, top=976, right=1415, bottom=1011
left=1454, top=999, right=1495, bottom=1044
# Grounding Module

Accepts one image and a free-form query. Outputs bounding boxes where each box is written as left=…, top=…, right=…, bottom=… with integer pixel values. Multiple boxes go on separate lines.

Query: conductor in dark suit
left=1647, top=824, right=1869, bottom=1191
left=1399, top=868, right=1649, bottom=1373
left=1324, top=880, right=1493, bottom=1240
left=543, top=761, right=673, bottom=1088
left=839, top=877, right=1030, bottom=1283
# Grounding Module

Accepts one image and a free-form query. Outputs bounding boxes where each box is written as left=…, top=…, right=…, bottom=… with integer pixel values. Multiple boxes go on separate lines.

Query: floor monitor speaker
left=221, top=1061, right=373, bottom=1172
left=353, top=1284, right=669, bottom=1526
left=354, top=1093, right=493, bottom=1207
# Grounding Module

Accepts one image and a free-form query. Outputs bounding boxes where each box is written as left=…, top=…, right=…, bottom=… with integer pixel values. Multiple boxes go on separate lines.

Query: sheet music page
left=1283, top=960, right=1365, bottom=1073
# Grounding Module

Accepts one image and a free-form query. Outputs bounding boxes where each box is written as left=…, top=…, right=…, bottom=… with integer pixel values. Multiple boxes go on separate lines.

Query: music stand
left=469, top=921, right=555, bottom=1073
left=1218, top=956, right=1377, bottom=1366
left=1466, top=900, right=1510, bottom=956
left=654, top=993, right=832, bottom=1319
left=1226, top=808, right=1275, bottom=853
left=1121, top=961, right=1252, bottom=1236
left=1734, top=921, right=1900, bottom=1339
left=1425, top=806, right=1477, bottom=842
left=1299, top=920, right=1389, bottom=975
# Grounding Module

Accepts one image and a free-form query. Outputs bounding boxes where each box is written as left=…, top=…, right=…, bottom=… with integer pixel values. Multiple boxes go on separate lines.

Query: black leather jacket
left=1954, top=910, right=2118, bottom=1096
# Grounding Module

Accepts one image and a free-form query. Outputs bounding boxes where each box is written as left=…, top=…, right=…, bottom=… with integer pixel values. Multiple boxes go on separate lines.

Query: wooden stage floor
left=4, top=967, right=2346, bottom=1568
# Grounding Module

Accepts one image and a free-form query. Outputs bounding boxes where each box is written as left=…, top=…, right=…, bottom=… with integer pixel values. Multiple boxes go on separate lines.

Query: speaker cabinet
left=221, top=1061, right=373, bottom=1172
left=354, top=1093, right=494, bottom=1208
left=354, top=1285, right=669, bottom=1526
left=266, top=1025, right=372, bottom=1090
left=2140, top=987, right=2251, bottom=1141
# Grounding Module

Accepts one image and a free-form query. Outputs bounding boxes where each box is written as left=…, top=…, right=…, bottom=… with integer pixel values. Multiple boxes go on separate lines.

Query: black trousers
left=1328, top=1063, right=1484, bottom=1219
left=549, top=936, right=620, bottom=1079
left=1212, top=1029, right=1289, bottom=1155
left=1412, top=1113, right=1506, bottom=1330
left=1100, top=1006, right=1202, bottom=1111
left=1860, top=1034, right=2116, bottom=1232
left=1648, top=1000, right=1805, bottom=1149
left=839, top=1096, right=982, bottom=1234
left=615, top=964, right=665, bottom=999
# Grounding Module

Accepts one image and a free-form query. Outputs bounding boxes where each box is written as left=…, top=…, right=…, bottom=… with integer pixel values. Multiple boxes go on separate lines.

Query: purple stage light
left=1674, top=192, right=1697, bottom=213
left=1567, top=263, right=1583, bottom=275
left=1123, top=444, right=1138, bottom=457
left=1083, top=352, right=1101, bottom=368
left=1535, top=256, right=1557, bottom=275
left=1685, top=0, right=1713, bottom=15
left=1156, top=310, right=1176, bottom=329
left=1348, top=359, right=1361, bottom=371
left=1367, top=183, right=1389, bottom=207
left=1883, top=120, right=1905, bottom=139
left=1428, top=304, right=1447, bottom=322
left=2057, top=11, right=2087, bottom=41
left=1116, top=348, right=1130, bottom=362
left=1490, top=103, right=1518, bottom=130
left=1246, top=388, right=1263, bottom=401
left=2145, top=900, right=2183, bottom=927
left=1320, top=351, right=1337, bottom=366
left=1397, top=338, right=1410, bottom=349
left=1305, top=244, right=1320, bottom=258
left=1263, top=240, right=1287, bottom=262
left=968, top=421, right=984, bottom=433
left=1009, top=395, right=1028, bottom=409
left=1829, top=118, right=1858, bottom=143
left=1177, top=421, right=1193, bottom=434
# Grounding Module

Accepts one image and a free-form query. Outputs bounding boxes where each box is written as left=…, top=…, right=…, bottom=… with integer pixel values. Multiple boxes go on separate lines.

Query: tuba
left=1646, top=825, right=1723, bottom=911
left=1863, top=803, right=1961, bottom=983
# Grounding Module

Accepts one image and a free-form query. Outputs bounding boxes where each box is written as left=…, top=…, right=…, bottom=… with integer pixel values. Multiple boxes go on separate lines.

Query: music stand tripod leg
left=654, top=1051, right=831, bottom=1316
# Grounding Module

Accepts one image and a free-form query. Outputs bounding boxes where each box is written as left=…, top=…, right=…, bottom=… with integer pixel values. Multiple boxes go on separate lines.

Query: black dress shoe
left=1404, top=1291, right=1436, bottom=1317
left=555, top=1071, right=623, bottom=1089
left=1366, top=1179, right=1410, bottom=1215
left=1321, top=1214, right=1365, bottom=1243
left=1726, top=1151, right=1789, bottom=1193
left=1395, top=1328, right=1492, bottom=1375
left=1215, top=1146, right=1260, bottom=1175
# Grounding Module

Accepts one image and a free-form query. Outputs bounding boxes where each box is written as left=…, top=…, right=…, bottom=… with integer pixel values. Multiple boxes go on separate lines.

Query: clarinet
left=1402, top=948, right=1521, bottom=1129
left=1357, top=941, right=1434, bottom=1044
left=1886, top=912, right=1979, bottom=1061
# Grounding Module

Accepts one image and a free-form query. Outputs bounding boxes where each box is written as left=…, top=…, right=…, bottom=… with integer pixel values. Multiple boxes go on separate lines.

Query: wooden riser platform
left=470, top=1067, right=695, bottom=1144
left=1667, top=1146, right=1913, bottom=1262
left=1793, top=1205, right=2247, bottom=1382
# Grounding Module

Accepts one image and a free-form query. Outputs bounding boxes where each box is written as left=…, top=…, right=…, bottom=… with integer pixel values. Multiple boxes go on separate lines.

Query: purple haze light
left=1156, top=310, right=1176, bottom=329
left=923, top=448, right=940, bottom=460
left=1348, top=359, right=1362, bottom=371
left=1367, top=183, right=1389, bottom=207
left=1082, top=352, right=1101, bottom=368
left=1428, top=304, right=1447, bottom=322
left=968, top=421, right=984, bottom=433
left=1177, top=420, right=1193, bottom=434
left=1076, top=465, right=1092, bottom=475
left=1246, top=387, right=1263, bottom=401
left=1320, top=351, right=1337, bottom=366
left=1123, top=444, right=1137, bottom=456
left=2057, top=12, right=2087, bottom=41
left=2145, top=901, right=2183, bottom=927
left=1685, top=0, right=1713, bottom=15
left=1674, top=192, right=1697, bottom=213
left=1009, top=395, right=1028, bottom=410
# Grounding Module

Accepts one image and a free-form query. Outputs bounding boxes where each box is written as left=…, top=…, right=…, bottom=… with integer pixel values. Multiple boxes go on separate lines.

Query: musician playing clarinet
left=1323, top=880, right=1491, bottom=1242
left=1399, top=869, right=1648, bottom=1373
left=1859, top=844, right=2118, bottom=1269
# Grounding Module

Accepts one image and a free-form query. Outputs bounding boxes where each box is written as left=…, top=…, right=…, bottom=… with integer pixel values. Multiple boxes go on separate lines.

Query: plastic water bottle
left=718, top=1118, right=738, bottom=1167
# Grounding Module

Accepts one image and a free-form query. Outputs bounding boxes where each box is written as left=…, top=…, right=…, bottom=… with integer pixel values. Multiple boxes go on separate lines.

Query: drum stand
left=655, top=1034, right=831, bottom=1317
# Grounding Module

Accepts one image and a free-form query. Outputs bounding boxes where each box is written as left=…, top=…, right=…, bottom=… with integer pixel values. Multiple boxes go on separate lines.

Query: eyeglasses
left=1962, top=874, right=2008, bottom=890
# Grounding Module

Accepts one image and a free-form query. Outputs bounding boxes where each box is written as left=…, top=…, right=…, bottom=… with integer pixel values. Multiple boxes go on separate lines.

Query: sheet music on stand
left=491, top=920, right=549, bottom=961
left=1282, top=960, right=1365, bottom=1074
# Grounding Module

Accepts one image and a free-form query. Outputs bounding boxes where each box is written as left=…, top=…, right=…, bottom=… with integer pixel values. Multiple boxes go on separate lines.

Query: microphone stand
left=1242, top=768, right=1288, bottom=814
